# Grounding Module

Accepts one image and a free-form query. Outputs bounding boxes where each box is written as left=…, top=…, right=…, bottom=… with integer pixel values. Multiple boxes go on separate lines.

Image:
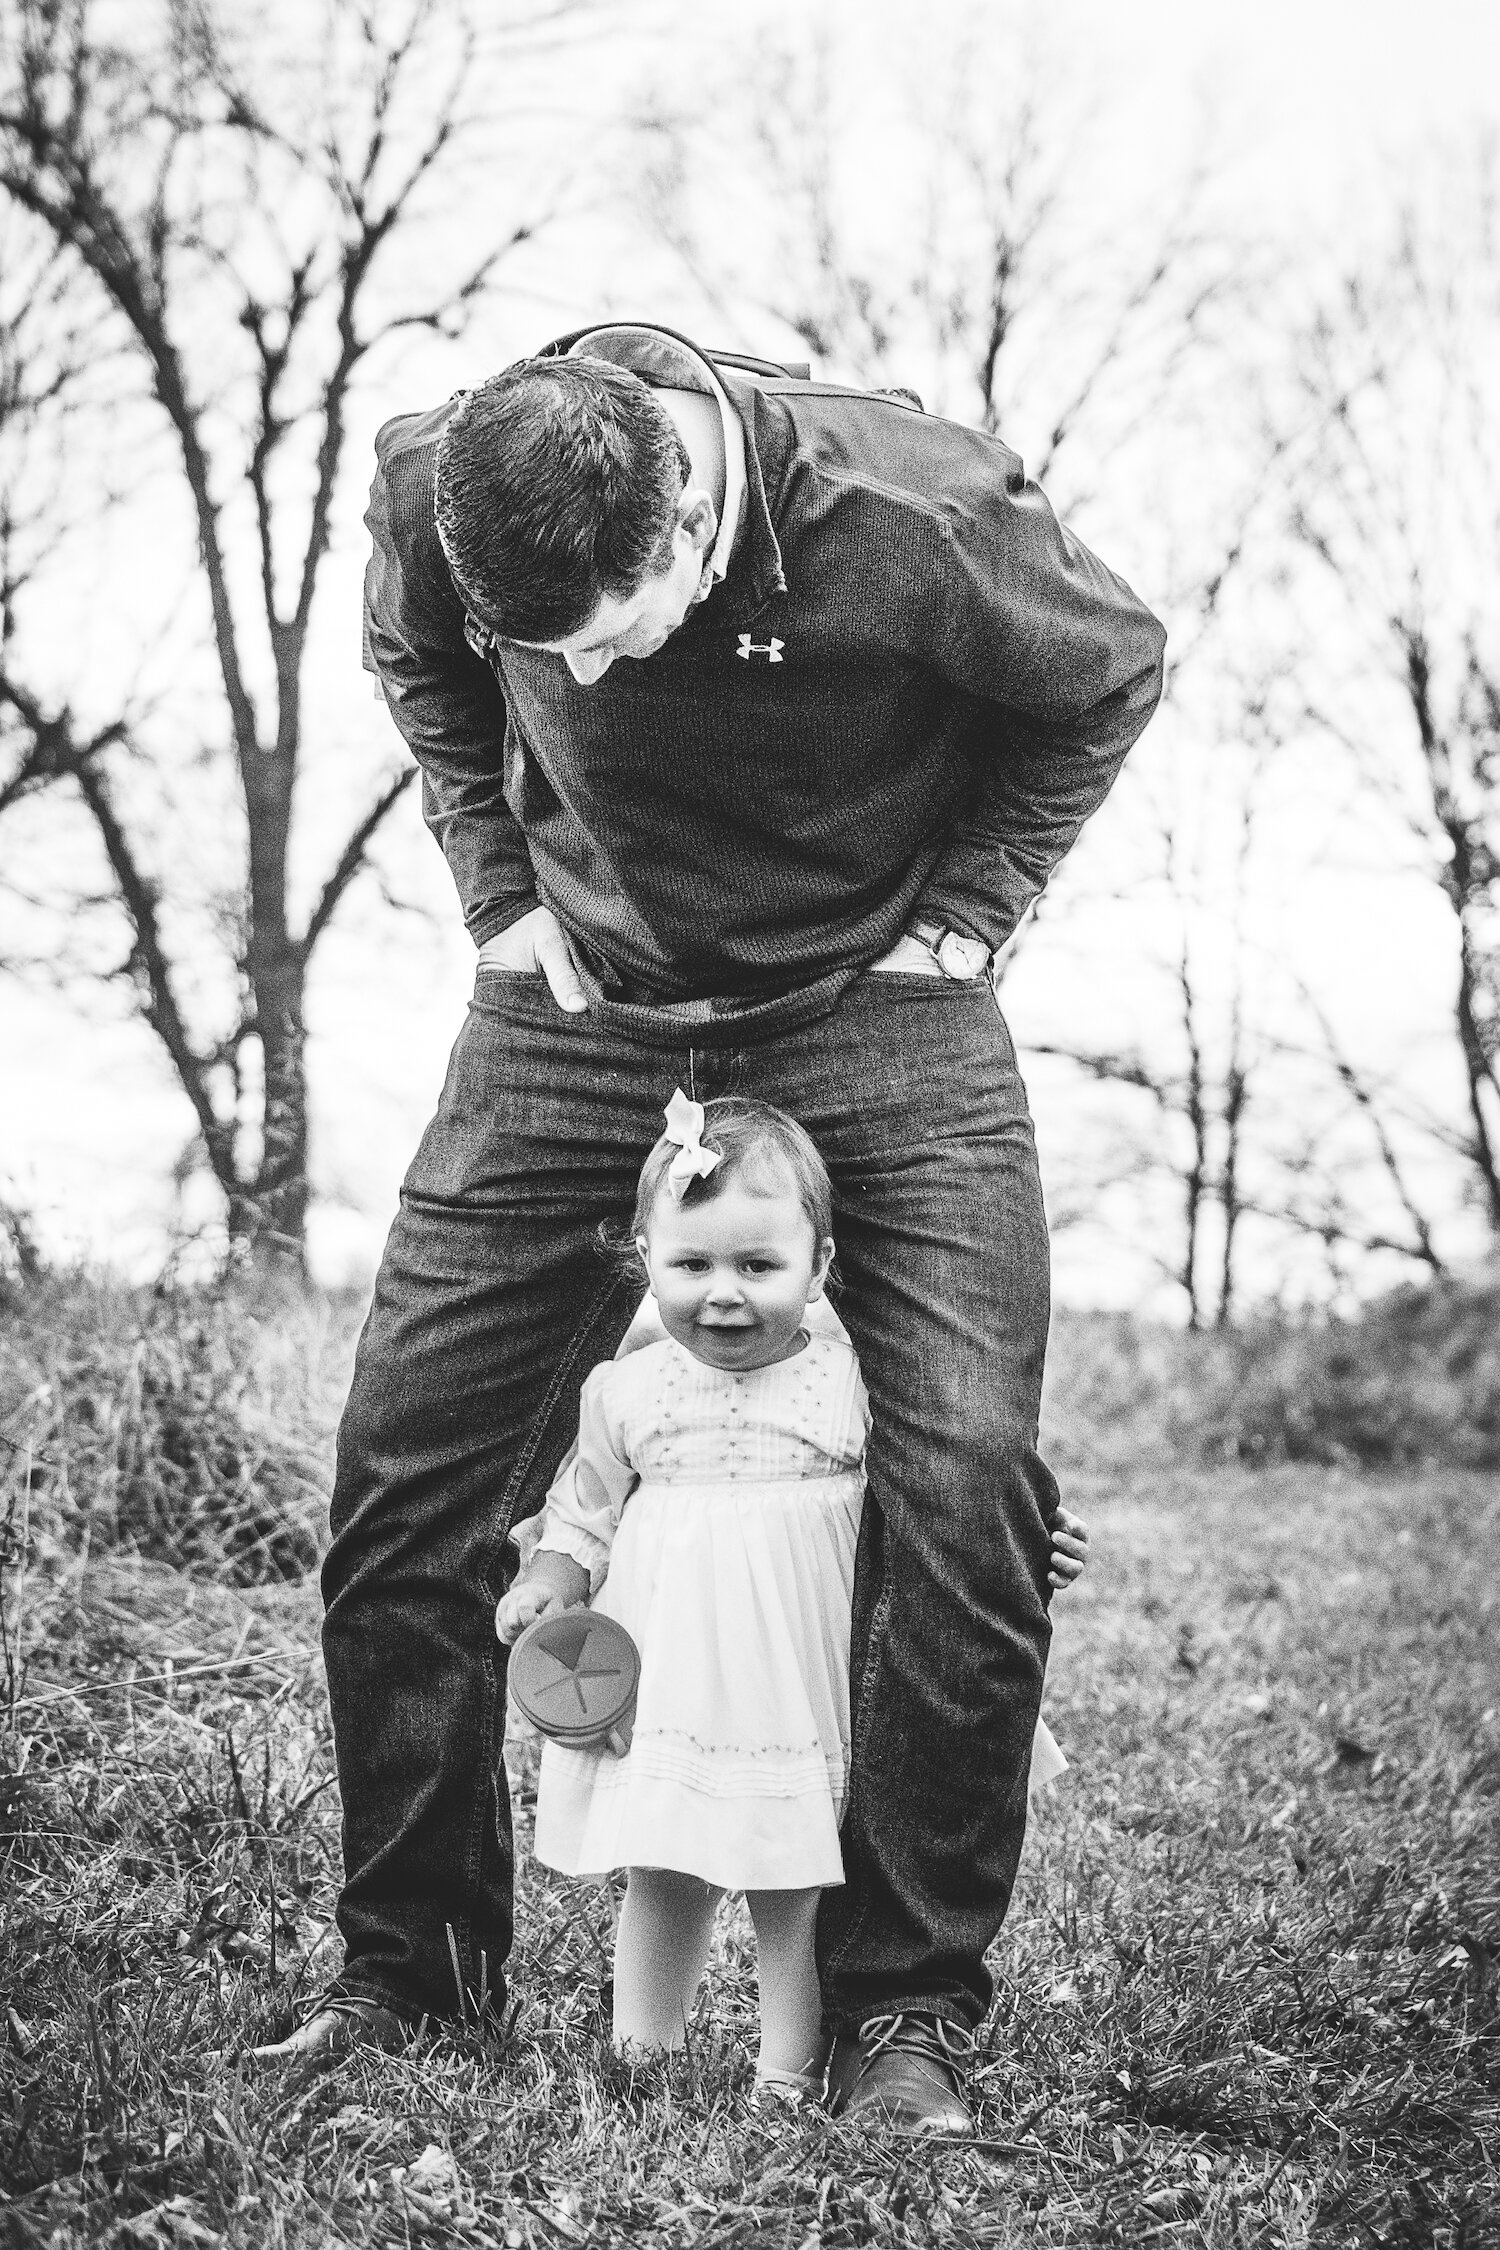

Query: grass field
left=1, top=1279, right=1497, bottom=2246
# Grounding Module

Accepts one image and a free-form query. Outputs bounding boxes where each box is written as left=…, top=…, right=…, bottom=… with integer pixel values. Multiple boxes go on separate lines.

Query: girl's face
left=638, top=1172, right=835, bottom=1373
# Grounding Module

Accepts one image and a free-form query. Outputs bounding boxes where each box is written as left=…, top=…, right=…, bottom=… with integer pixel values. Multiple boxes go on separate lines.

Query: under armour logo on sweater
left=737, top=634, right=784, bottom=662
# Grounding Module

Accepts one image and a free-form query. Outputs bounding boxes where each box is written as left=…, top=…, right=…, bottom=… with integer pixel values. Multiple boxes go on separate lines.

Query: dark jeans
left=322, top=967, right=1059, bottom=2034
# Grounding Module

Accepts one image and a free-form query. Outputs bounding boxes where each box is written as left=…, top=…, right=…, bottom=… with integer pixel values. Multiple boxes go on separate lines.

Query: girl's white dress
left=516, top=1327, right=1066, bottom=1894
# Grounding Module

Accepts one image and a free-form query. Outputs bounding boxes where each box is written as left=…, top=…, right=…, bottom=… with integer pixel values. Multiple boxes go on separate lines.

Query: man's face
left=525, top=494, right=717, bottom=685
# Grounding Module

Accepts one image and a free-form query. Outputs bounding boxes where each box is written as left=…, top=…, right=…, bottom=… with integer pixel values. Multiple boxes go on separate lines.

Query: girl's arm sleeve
left=510, top=1367, right=639, bottom=1596
left=832, top=1344, right=872, bottom=1469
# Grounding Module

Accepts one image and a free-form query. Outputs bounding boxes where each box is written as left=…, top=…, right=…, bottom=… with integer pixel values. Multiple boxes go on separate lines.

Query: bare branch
left=0, top=0, right=590, bottom=1259
left=302, top=764, right=418, bottom=956
left=1294, top=981, right=1446, bottom=1275
left=0, top=78, right=263, bottom=764
left=0, top=675, right=236, bottom=1190
left=1284, top=142, right=1500, bottom=1248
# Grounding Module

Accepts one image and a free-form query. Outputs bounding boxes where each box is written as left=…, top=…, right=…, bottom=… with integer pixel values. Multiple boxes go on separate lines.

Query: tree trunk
left=1456, top=933, right=1500, bottom=1234
left=244, top=727, right=306, bottom=1267
left=249, top=946, right=309, bottom=1269
left=1216, top=1060, right=1247, bottom=1328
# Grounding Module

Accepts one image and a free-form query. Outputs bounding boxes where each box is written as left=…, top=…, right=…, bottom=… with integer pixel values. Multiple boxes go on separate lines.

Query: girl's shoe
left=824, top=2012, right=974, bottom=2136
left=753, top=2064, right=825, bottom=2113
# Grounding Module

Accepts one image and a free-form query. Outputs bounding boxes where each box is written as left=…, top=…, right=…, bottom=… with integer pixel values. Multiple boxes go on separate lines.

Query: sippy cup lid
left=508, top=1610, right=641, bottom=1745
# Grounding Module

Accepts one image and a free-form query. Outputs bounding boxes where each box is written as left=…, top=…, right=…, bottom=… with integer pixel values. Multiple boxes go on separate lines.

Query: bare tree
left=0, top=0, right=588, bottom=1264
left=638, top=8, right=1241, bottom=528
left=636, top=21, right=1500, bottom=1313
left=1286, top=144, right=1500, bottom=1242
left=1026, top=797, right=1270, bottom=1329
left=1260, top=995, right=1448, bottom=1280
left=638, top=7, right=1317, bottom=1319
left=0, top=217, right=120, bottom=827
left=1028, top=735, right=1475, bottom=1318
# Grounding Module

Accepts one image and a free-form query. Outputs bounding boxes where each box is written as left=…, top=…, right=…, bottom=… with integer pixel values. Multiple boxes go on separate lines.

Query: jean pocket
left=469, top=969, right=575, bottom=1027
left=862, top=966, right=959, bottom=985
left=866, top=956, right=945, bottom=980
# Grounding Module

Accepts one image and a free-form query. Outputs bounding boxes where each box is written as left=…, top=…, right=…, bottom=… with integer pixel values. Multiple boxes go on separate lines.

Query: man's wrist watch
left=907, top=919, right=991, bottom=981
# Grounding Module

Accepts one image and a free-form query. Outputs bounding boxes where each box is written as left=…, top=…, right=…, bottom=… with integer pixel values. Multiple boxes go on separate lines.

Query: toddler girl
left=497, top=1092, right=1084, bottom=2099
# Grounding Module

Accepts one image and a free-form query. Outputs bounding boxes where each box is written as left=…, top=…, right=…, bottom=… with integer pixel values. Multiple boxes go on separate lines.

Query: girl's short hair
left=633, top=1097, right=833, bottom=1247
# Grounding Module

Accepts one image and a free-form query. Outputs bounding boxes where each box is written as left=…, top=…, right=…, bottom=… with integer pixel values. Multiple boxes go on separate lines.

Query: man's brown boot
left=251, top=1996, right=415, bottom=2064
left=825, top=2012, right=975, bottom=2136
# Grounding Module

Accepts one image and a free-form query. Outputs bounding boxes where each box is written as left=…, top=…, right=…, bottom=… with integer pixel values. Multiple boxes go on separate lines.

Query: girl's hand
left=1048, top=1508, right=1091, bottom=1591
left=495, top=1551, right=590, bottom=1644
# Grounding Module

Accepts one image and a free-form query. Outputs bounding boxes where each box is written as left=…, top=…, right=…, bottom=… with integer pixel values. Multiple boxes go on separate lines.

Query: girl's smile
left=638, top=1176, right=835, bottom=1373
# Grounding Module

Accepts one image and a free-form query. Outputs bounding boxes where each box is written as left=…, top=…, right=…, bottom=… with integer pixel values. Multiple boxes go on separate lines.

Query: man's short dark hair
left=434, top=356, right=692, bottom=644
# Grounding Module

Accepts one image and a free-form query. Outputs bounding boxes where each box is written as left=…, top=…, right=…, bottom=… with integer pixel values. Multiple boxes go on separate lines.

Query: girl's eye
left=742, top=1259, right=777, bottom=1275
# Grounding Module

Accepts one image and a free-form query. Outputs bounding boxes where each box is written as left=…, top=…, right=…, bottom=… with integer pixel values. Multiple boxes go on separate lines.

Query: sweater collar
left=716, top=368, right=789, bottom=620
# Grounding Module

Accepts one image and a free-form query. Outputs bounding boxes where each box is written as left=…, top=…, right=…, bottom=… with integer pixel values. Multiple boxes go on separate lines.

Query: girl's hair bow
left=662, top=1088, right=722, bottom=1203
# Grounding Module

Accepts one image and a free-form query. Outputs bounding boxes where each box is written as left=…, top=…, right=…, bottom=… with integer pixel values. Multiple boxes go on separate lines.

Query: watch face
left=938, top=933, right=988, bottom=980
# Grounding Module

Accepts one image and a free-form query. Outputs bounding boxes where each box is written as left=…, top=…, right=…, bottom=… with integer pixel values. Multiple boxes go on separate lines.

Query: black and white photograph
left=0, top=0, right=1496, bottom=2241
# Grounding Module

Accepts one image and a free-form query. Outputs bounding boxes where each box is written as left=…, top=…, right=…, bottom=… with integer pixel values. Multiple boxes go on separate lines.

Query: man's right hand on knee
left=495, top=1549, right=590, bottom=1643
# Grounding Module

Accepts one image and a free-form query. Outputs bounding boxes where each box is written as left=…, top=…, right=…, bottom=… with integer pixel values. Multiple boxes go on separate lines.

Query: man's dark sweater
left=364, top=323, right=1167, bottom=1019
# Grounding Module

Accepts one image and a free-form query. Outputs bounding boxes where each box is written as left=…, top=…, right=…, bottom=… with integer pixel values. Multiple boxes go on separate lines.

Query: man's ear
left=806, top=1236, right=836, bottom=1300
left=677, top=486, right=718, bottom=554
